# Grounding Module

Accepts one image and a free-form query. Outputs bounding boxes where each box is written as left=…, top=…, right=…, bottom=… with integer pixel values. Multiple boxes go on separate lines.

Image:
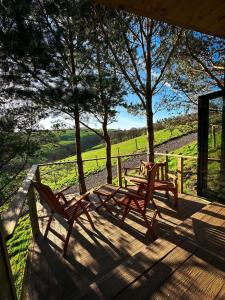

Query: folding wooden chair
left=127, top=161, right=178, bottom=208
left=153, top=162, right=178, bottom=207
left=32, top=181, right=95, bottom=257
left=116, top=164, right=159, bottom=238
left=124, top=160, right=154, bottom=189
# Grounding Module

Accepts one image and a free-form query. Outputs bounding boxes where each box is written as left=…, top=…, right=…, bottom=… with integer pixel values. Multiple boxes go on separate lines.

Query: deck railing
left=0, top=151, right=221, bottom=299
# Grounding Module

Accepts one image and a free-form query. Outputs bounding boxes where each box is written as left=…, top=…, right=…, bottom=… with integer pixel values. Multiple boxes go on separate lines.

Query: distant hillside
left=32, top=127, right=146, bottom=164
left=33, top=112, right=198, bottom=164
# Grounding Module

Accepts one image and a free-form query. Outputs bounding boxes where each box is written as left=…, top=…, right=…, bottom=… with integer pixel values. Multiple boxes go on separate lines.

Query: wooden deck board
left=22, top=192, right=225, bottom=300
left=115, top=203, right=225, bottom=300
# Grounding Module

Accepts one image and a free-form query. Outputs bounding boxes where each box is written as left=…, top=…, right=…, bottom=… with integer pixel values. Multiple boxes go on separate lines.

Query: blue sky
left=40, top=93, right=179, bottom=130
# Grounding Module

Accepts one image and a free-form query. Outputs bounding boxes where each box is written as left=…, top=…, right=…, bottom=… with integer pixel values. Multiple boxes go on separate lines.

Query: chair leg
left=141, top=211, right=156, bottom=239
left=96, top=195, right=113, bottom=215
left=151, top=198, right=162, bottom=218
left=83, top=207, right=96, bottom=230
left=166, top=190, right=169, bottom=198
left=62, top=220, right=74, bottom=257
left=44, top=214, right=53, bottom=239
left=173, top=189, right=178, bottom=208
left=120, top=206, right=130, bottom=228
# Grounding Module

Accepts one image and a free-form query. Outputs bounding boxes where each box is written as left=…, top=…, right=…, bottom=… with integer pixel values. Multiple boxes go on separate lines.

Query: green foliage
left=165, top=129, right=222, bottom=194
left=0, top=103, right=53, bottom=202
left=6, top=214, right=32, bottom=299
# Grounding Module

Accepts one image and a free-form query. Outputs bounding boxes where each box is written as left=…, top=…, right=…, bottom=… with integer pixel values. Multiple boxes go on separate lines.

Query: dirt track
left=67, top=132, right=197, bottom=193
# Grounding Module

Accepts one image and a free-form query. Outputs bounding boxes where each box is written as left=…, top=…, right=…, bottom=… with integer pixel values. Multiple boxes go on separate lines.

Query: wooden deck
left=22, top=192, right=225, bottom=300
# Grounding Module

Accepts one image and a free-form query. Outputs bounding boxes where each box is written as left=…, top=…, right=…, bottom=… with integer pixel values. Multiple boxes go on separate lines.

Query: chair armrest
left=63, top=192, right=90, bottom=209
left=76, top=191, right=90, bottom=201
left=168, top=173, right=177, bottom=178
left=55, top=186, right=72, bottom=204
left=55, top=192, right=68, bottom=204
left=167, top=172, right=178, bottom=181
left=124, top=167, right=140, bottom=175
left=58, top=186, right=72, bottom=194
left=166, top=173, right=178, bottom=187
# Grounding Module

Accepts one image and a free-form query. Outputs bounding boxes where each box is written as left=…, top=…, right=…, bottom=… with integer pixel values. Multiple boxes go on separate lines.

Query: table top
left=93, top=184, right=120, bottom=197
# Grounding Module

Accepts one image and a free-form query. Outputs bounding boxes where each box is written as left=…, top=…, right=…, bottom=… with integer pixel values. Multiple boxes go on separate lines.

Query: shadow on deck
left=22, top=192, right=225, bottom=300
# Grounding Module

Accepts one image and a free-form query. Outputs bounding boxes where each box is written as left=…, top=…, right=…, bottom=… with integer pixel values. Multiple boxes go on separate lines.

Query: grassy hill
left=40, top=124, right=197, bottom=189
left=32, top=128, right=103, bottom=164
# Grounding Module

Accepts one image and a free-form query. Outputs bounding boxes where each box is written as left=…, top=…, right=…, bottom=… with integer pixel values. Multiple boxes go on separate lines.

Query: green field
left=164, top=130, right=222, bottom=194
left=40, top=125, right=196, bottom=190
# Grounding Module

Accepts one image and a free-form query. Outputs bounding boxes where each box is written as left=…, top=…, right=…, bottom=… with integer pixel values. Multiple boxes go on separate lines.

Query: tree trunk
left=146, top=93, right=154, bottom=162
left=145, top=20, right=154, bottom=162
left=103, top=121, right=112, bottom=184
left=74, top=107, right=87, bottom=194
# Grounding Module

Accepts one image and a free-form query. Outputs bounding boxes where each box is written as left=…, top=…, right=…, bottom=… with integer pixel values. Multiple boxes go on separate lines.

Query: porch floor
left=22, top=192, right=225, bottom=299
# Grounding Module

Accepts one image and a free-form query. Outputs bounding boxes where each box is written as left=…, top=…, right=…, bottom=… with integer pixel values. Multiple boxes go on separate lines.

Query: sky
left=40, top=93, right=180, bottom=130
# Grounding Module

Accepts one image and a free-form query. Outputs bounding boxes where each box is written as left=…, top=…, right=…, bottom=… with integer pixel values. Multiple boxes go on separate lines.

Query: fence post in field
left=0, top=218, right=18, bottom=300
left=28, top=179, right=40, bottom=239
left=95, top=156, right=99, bottom=167
left=117, top=156, right=122, bottom=187
left=75, top=162, right=77, bottom=176
left=135, top=138, right=138, bottom=150
left=212, top=125, right=216, bottom=148
left=177, top=157, right=184, bottom=194
left=117, top=147, right=120, bottom=156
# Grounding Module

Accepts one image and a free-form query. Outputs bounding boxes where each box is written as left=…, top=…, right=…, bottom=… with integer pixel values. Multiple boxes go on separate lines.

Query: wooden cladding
left=95, top=0, right=225, bottom=38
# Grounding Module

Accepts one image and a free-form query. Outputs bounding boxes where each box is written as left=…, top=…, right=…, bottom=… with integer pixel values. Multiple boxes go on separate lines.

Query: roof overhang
left=95, top=0, right=225, bottom=39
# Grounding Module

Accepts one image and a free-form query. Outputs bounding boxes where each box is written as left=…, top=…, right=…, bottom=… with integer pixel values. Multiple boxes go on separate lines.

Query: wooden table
left=93, top=184, right=120, bottom=214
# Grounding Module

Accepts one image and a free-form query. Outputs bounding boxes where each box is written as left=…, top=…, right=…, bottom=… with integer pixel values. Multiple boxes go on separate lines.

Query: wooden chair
left=154, top=162, right=178, bottom=207
left=32, top=181, right=95, bottom=257
left=124, top=160, right=154, bottom=188
left=115, top=164, right=159, bottom=238
left=126, top=161, right=178, bottom=207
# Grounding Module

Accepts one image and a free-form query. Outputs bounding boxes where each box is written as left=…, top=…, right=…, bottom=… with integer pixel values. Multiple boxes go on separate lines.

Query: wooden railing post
left=35, top=166, right=41, bottom=183
left=212, top=125, right=216, bottom=148
left=177, top=157, right=184, bottom=194
left=0, top=219, right=17, bottom=300
left=165, top=151, right=169, bottom=180
left=117, top=156, right=122, bottom=187
left=28, top=181, right=40, bottom=239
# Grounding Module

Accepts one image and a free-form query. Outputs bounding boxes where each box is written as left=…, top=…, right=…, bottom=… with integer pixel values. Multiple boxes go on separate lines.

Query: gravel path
left=66, top=132, right=197, bottom=194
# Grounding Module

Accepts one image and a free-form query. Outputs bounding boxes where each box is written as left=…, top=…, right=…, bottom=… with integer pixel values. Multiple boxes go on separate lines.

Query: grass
left=6, top=214, right=32, bottom=299
left=40, top=125, right=196, bottom=190
left=163, top=129, right=222, bottom=194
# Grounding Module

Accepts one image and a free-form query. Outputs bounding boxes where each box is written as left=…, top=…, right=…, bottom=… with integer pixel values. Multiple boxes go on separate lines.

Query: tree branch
left=152, top=29, right=183, bottom=93
left=79, top=120, right=104, bottom=138
left=186, top=35, right=224, bottom=89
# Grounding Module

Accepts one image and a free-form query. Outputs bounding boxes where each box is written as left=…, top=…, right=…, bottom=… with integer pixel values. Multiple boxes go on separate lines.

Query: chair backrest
left=139, top=160, right=154, bottom=177
left=155, top=162, right=169, bottom=181
left=140, top=160, right=169, bottom=181
left=32, top=181, right=68, bottom=219
left=144, top=164, right=159, bottom=211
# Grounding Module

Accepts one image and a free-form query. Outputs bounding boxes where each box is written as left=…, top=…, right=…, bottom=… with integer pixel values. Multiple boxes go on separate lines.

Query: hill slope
left=40, top=125, right=197, bottom=189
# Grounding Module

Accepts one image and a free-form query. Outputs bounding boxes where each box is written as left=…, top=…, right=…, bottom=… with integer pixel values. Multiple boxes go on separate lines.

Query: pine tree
left=97, top=7, right=183, bottom=161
